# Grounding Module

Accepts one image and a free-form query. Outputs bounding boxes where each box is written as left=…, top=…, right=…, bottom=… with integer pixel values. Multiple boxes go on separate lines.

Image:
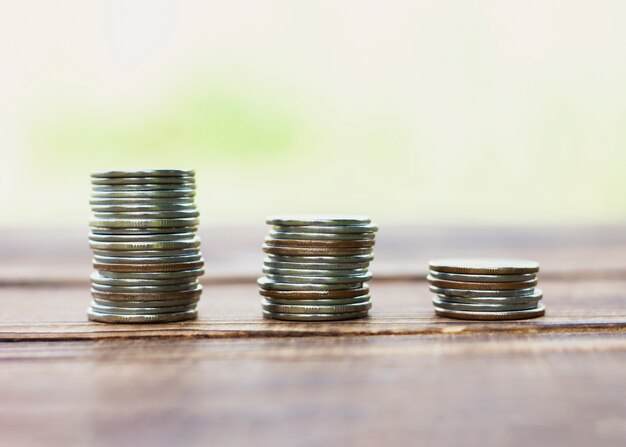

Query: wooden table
left=2, top=226, right=626, bottom=446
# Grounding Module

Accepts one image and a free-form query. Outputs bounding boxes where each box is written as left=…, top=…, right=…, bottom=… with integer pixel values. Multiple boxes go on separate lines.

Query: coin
left=98, top=268, right=205, bottom=280
left=90, top=197, right=196, bottom=206
left=91, top=176, right=195, bottom=185
left=90, top=218, right=199, bottom=228
left=91, top=190, right=195, bottom=199
left=92, top=182, right=195, bottom=191
left=89, top=232, right=197, bottom=242
left=262, top=310, right=369, bottom=321
left=262, top=244, right=372, bottom=256
left=88, top=308, right=198, bottom=323
left=264, top=272, right=372, bottom=284
left=257, top=277, right=363, bottom=291
left=90, top=285, right=202, bottom=301
left=90, top=302, right=197, bottom=315
left=89, top=239, right=200, bottom=251
left=428, top=271, right=536, bottom=283
left=91, top=281, right=199, bottom=293
left=428, top=285, right=536, bottom=298
left=91, top=274, right=199, bottom=288
left=94, top=260, right=204, bottom=272
left=264, top=237, right=375, bottom=248
left=263, top=295, right=371, bottom=306
left=429, top=258, right=540, bottom=275
left=269, top=230, right=376, bottom=240
left=272, top=224, right=378, bottom=234
left=91, top=169, right=194, bottom=178
left=263, top=258, right=371, bottom=271
left=262, top=266, right=369, bottom=277
left=262, top=299, right=372, bottom=314
left=259, top=286, right=369, bottom=300
left=93, top=297, right=200, bottom=307
left=92, top=210, right=200, bottom=219
left=432, top=297, right=539, bottom=312
left=437, top=289, right=543, bottom=304
left=267, top=215, right=371, bottom=226
left=427, top=275, right=538, bottom=291
left=266, top=254, right=374, bottom=264
left=433, top=304, right=545, bottom=321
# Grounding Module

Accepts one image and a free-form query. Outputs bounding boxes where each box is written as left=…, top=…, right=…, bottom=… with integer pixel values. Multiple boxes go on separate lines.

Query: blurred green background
left=1, top=0, right=625, bottom=226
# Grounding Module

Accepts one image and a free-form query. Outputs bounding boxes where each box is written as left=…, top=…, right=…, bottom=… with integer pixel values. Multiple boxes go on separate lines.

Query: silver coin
left=259, top=285, right=369, bottom=300
left=266, top=254, right=374, bottom=264
left=429, top=285, right=536, bottom=298
left=432, top=297, right=539, bottom=312
left=263, top=258, right=371, bottom=271
left=91, top=176, right=195, bottom=185
left=92, top=248, right=200, bottom=257
left=90, top=197, right=196, bottom=205
left=90, top=217, right=199, bottom=228
left=89, top=232, right=197, bottom=242
left=269, top=230, right=376, bottom=241
left=92, top=183, right=195, bottom=191
left=263, top=295, right=371, bottom=306
left=89, top=238, right=200, bottom=251
left=91, top=273, right=198, bottom=287
left=91, top=169, right=195, bottom=178
left=436, top=289, right=543, bottom=305
left=429, top=271, right=536, bottom=283
left=264, top=272, right=372, bottom=284
left=91, top=282, right=199, bottom=293
left=92, top=210, right=200, bottom=219
left=93, top=253, right=203, bottom=265
left=91, top=203, right=196, bottom=212
left=90, top=226, right=198, bottom=235
left=90, top=302, right=197, bottom=315
left=272, top=223, right=378, bottom=234
left=434, top=304, right=545, bottom=321
left=267, top=215, right=371, bottom=226
left=262, top=298, right=371, bottom=314
left=262, top=266, right=369, bottom=277
left=429, top=258, right=540, bottom=275
left=262, top=310, right=369, bottom=321
left=257, top=277, right=363, bottom=291
left=98, top=268, right=205, bottom=280
left=87, top=308, right=198, bottom=323
left=91, top=190, right=195, bottom=199
left=91, top=285, right=202, bottom=301
left=93, top=297, right=200, bottom=307
left=427, top=274, right=538, bottom=291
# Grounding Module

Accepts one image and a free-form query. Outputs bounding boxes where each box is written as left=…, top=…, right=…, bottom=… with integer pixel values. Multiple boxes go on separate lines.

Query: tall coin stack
left=427, top=258, right=544, bottom=320
left=258, top=215, right=377, bottom=321
left=88, top=170, right=204, bottom=323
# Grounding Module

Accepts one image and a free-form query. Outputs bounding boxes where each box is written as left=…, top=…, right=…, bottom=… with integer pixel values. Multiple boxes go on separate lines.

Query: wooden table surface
left=2, top=225, right=626, bottom=446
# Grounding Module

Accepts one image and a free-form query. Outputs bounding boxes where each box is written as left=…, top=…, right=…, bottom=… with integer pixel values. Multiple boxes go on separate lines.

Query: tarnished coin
left=433, top=304, right=545, bottom=321
left=262, top=299, right=372, bottom=314
left=262, top=244, right=372, bottom=256
left=91, top=176, right=195, bottom=185
left=94, top=260, right=204, bottom=272
left=267, top=215, right=371, bottom=226
left=98, top=268, right=204, bottom=280
left=432, top=297, right=539, bottom=312
left=93, top=297, right=200, bottom=308
left=272, top=223, right=378, bottom=234
left=257, top=277, right=363, bottom=291
left=91, top=169, right=195, bottom=178
left=437, top=289, right=543, bottom=305
left=259, top=286, right=369, bottom=300
left=90, top=217, right=199, bottom=228
left=428, top=285, right=536, bottom=298
left=88, top=308, right=198, bottom=323
left=90, top=285, right=202, bottom=301
left=264, top=237, right=375, bottom=248
left=427, top=275, right=538, bottom=291
left=89, top=238, right=200, bottom=251
left=263, top=295, right=371, bottom=306
left=262, top=310, right=369, bottom=321
left=269, top=230, right=376, bottom=241
left=429, top=258, right=540, bottom=275
left=262, top=266, right=369, bottom=277
left=428, top=271, right=536, bottom=283
left=264, top=258, right=371, bottom=271
left=264, top=272, right=372, bottom=284
left=90, top=302, right=197, bottom=315
left=266, top=254, right=374, bottom=264
left=89, top=232, right=197, bottom=242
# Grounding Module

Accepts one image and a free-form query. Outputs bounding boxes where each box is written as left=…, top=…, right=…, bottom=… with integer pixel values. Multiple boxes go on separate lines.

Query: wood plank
left=1, top=278, right=625, bottom=341
left=1, top=225, right=625, bottom=285
left=1, top=334, right=625, bottom=446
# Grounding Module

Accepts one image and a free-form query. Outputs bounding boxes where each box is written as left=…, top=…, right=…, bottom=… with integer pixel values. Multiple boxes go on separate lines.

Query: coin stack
left=427, top=258, right=544, bottom=320
left=258, top=215, right=377, bottom=321
left=87, top=169, right=204, bottom=323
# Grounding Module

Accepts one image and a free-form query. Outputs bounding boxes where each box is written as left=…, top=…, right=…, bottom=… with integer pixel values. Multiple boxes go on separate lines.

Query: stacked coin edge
left=258, top=215, right=377, bottom=321
left=427, top=258, right=544, bottom=320
left=88, top=169, right=204, bottom=323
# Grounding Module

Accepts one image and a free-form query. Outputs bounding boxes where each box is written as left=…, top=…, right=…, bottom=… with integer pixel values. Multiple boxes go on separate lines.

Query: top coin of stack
left=258, top=215, right=378, bottom=321
left=427, top=258, right=544, bottom=320
left=87, top=169, right=204, bottom=323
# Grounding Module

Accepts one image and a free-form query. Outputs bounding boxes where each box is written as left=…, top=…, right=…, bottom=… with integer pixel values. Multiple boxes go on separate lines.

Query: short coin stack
left=258, top=215, right=377, bottom=321
left=88, top=169, right=204, bottom=323
left=427, top=258, right=544, bottom=320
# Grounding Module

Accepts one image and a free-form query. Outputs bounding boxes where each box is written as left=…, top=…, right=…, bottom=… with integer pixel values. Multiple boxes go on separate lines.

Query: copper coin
left=434, top=304, right=545, bottom=321
left=262, top=244, right=372, bottom=256
left=429, top=258, right=539, bottom=275
left=90, top=285, right=202, bottom=301
left=427, top=274, right=537, bottom=291
left=259, top=286, right=369, bottom=300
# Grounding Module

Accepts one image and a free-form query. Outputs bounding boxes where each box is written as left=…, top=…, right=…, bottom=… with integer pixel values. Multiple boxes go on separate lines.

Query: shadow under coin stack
left=258, top=215, right=377, bottom=321
left=87, top=170, right=204, bottom=323
left=427, top=258, right=544, bottom=320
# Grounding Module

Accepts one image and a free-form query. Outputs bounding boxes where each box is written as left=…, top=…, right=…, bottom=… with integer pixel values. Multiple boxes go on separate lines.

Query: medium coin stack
left=427, top=258, right=544, bottom=320
left=87, top=169, right=204, bottom=323
left=258, top=215, right=377, bottom=321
